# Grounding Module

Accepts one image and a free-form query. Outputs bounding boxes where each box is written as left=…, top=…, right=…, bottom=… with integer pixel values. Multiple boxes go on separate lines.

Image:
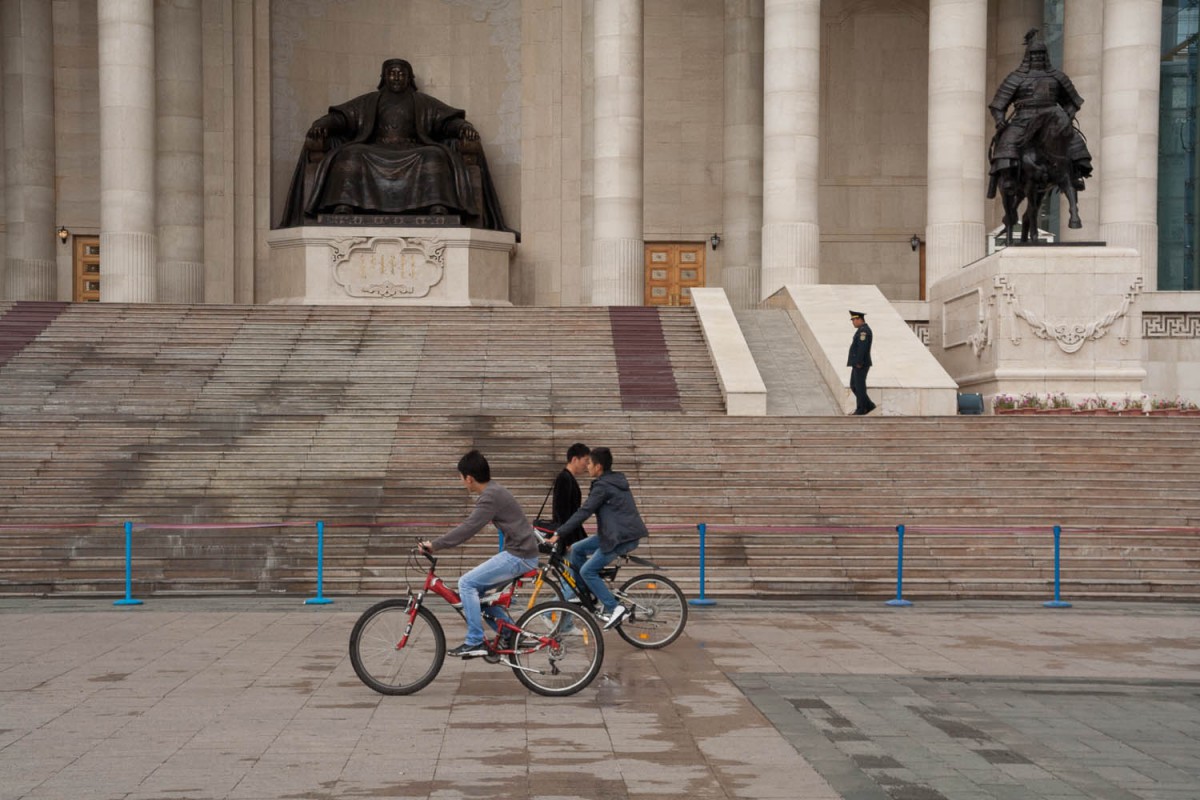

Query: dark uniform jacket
left=847, top=323, right=873, bottom=369
left=555, top=471, right=648, bottom=554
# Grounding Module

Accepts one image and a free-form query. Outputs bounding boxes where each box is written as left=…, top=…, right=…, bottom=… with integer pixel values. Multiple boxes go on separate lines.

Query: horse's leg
left=1023, top=186, right=1042, bottom=243
left=1064, top=178, right=1081, bottom=229
left=1003, top=191, right=1018, bottom=246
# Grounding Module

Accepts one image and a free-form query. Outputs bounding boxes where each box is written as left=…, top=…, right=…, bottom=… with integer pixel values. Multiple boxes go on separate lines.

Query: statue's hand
left=460, top=125, right=480, bottom=143
left=305, top=126, right=330, bottom=152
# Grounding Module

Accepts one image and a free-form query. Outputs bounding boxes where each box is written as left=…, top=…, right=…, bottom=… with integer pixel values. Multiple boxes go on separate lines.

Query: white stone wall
left=52, top=0, right=102, bottom=298
left=642, top=0, right=724, bottom=257
left=819, top=0, right=929, bottom=301
left=1141, top=295, right=1200, bottom=402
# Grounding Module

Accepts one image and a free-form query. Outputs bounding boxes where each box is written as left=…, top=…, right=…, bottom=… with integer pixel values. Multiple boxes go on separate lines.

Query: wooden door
left=644, top=243, right=706, bottom=307
left=73, top=236, right=101, bottom=302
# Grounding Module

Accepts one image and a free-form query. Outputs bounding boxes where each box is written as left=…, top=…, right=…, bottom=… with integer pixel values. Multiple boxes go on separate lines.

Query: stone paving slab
left=0, top=599, right=1197, bottom=799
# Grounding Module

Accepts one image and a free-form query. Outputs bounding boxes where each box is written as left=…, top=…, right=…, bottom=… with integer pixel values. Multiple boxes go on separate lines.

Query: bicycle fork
left=396, top=592, right=425, bottom=649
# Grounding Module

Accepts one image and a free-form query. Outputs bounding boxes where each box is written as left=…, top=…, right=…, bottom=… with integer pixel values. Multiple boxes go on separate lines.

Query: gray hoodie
left=555, top=470, right=649, bottom=553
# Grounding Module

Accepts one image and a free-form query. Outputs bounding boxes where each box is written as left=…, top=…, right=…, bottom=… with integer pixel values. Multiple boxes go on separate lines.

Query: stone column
left=156, top=0, right=204, bottom=303
left=1100, top=0, right=1162, bottom=286
left=722, top=0, right=764, bottom=309
left=1060, top=0, right=1104, bottom=242
left=591, top=0, right=643, bottom=306
left=2, top=0, right=57, bottom=300
left=925, top=0, right=988, bottom=289
left=99, top=0, right=157, bottom=302
left=760, top=0, right=819, bottom=298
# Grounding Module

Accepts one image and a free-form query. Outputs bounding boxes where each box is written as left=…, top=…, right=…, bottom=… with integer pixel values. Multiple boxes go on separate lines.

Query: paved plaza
left=0, top=598, right=1197, bottom=800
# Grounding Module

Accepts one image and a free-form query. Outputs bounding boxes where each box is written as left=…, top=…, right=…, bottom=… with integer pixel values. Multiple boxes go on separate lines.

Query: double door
left=73, top=236, right=101, bottom=302
left=644, top=243, right=705, bottom=307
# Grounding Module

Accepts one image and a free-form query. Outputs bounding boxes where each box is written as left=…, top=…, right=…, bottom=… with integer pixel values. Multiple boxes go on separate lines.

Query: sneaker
left=601, top=604, right=628, bottom=631
left=496, top=632, right=514, bottom=652
left=447, top=641, right=487, bottom=658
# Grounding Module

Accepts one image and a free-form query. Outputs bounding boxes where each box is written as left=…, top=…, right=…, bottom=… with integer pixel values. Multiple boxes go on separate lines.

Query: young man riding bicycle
left=419, top=450, right=539, bottom=658
left=547, top=446, right=648, bottom=629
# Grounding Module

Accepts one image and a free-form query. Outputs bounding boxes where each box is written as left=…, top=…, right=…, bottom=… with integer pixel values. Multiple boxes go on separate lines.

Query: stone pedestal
left=928, top=246, right=1147, bottom=404
left=263, top=227, right=515, bottom=305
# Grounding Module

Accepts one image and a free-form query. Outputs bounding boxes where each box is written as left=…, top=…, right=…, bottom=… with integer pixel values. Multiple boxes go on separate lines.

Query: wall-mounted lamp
left=57, top=226, right=70, bottom=244
left=910, top=233, right=922, bottom=252
left=710, top=233, right=721, bottom=250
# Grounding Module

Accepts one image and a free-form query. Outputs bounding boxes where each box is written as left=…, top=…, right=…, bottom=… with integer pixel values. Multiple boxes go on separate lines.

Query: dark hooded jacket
left=555, top=470, right=648, bottom=553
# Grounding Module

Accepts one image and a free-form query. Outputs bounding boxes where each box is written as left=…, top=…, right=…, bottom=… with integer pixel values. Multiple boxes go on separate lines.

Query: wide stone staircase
left=1, top=301, right=1198, bottom=601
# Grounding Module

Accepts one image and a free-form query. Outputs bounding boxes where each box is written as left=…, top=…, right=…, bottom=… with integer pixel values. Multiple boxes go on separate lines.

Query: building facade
left=1, top=0, right=1197, bottom=396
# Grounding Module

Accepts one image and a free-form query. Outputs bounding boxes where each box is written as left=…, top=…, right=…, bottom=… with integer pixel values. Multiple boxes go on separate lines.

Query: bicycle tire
left=511, top=602, right=604, bottom=697
left=615, top=573, right=688, bottom=649
left=349, top=599, right=446, bottom=695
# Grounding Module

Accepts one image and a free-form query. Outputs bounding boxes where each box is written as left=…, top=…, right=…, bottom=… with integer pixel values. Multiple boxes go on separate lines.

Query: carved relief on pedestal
left=941, top=288, right=993, bottom=357
left=329, top=236, right=446, bottom=299
left=993, top=275, right=1143, bottom=354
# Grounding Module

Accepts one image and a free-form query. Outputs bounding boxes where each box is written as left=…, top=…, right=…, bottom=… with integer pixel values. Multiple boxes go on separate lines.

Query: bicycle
left=521, top=525, right=688, bottom=649
left=349, top=545, right=604, bottom=697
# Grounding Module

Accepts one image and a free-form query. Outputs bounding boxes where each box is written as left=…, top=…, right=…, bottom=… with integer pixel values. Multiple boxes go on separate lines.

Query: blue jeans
left=568, top=536, right=639, bottom=613
left=458, top=551, right=539, bottom=645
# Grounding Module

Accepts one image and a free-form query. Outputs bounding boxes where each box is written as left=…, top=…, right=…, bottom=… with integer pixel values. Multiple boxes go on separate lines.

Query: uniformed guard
left=847, top=310, right=875, bottom=415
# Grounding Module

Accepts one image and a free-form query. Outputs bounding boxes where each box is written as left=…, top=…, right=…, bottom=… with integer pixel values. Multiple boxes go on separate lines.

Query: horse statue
left=986, top=29, right=1093, bottom=247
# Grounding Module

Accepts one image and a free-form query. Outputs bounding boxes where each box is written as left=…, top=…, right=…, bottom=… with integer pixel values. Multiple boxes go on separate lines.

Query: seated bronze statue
left=279, top=58, right=514, bottom=235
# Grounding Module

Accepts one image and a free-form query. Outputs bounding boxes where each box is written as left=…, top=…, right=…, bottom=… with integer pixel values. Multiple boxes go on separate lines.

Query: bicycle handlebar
left=414, top=539, right=436, bottom=565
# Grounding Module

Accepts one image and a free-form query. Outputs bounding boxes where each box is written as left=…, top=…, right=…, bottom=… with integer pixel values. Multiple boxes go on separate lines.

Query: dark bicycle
left=518, top=525, right=688, bottom=649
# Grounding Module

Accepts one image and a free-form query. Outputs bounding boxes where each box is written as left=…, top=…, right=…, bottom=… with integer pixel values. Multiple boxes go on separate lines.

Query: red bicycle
left=349, top=546, right=604, bottom=697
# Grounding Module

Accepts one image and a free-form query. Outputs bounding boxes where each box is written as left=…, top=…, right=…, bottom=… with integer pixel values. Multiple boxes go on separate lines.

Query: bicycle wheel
left=349, top=599, right=445, bottom=695
left=615, top=573, right=688, bottom=649
left=511, top=602, right=604, bottom=697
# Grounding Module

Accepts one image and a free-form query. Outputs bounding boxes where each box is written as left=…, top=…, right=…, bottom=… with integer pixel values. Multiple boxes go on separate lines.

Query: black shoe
left=448, top=641, right=487, bottom=658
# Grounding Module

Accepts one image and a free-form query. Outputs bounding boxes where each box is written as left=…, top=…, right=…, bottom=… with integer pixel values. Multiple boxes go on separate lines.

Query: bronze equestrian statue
left=987, top=30, right=1093, bottom=245
left=279, top=58, right=514, bottom=235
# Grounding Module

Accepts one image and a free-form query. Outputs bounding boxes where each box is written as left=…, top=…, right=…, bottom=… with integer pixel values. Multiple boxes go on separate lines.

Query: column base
left=592, top=237, right=643, bottom=306
left=760, top=222, right=819, bottom=300
left=99, top=232, right=158, bottom=302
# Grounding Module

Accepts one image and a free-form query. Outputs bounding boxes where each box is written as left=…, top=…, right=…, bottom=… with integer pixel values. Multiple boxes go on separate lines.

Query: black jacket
left=551, top=468, right=586, bottom=547
left=847, top=322, right=873, bottom=369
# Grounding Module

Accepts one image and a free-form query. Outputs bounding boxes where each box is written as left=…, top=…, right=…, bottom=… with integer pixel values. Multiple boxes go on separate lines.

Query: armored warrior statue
left=987, top=29, right=1092, bottom=239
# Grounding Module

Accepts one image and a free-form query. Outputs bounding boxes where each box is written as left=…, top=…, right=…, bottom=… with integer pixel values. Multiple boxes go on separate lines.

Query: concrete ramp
left=766, top=284, right=959, bottom=416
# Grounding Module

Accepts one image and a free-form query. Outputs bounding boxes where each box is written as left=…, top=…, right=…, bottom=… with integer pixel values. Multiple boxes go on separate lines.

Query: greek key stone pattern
left=909, top=321, right=930, bottom=346
left=1143, top=312, right=1200, bottom=339
left=734, top=673, right=1200, bottom=800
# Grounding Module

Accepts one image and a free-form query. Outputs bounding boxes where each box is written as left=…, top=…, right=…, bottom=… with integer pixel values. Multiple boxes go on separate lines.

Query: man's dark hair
left=589, top=446, right=613, bottom=472
left=457, top=450, right=490, bottom=483
left=566, top=442, right=590, bottom=461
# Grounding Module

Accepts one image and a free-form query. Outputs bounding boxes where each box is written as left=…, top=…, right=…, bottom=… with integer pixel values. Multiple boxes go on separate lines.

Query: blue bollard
left=688, top=523, right=717, bottom=607
left=885, top=524, right=913, bottom=607
left=305, top=520, right=334, bottom=605
left=1043, top=524, right=1072, bottom=608
left=113, top=521, right=143, bottom=607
